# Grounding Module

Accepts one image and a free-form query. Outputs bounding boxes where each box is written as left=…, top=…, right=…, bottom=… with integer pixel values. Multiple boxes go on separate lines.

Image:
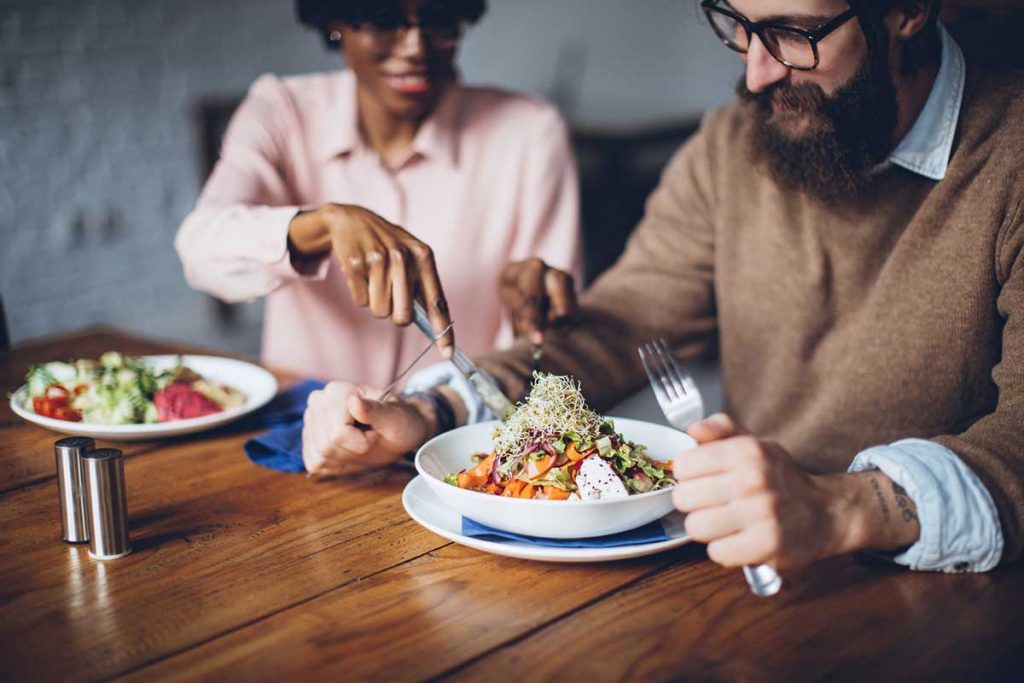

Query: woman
left=176, top=0, right=579, bottom=385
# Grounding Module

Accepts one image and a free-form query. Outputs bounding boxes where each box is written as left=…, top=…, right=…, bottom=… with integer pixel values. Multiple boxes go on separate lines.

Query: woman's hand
left=288, top=204, right=454, bottom=356
left=498, top=258, right=577, bottom=344
left=302, top=381, right=436, bottom=479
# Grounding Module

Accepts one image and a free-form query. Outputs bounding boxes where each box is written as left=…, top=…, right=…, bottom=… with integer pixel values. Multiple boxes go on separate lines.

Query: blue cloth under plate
left=243, top=380, right=325, bottom=473
left=461, top=517, right=669, bottom=548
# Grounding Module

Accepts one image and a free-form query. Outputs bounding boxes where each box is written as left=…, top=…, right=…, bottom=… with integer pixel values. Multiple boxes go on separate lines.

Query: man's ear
left=888, top=1, right=934, bottom=42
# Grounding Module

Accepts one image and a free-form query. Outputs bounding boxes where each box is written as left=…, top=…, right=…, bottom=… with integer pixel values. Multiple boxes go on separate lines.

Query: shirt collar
left=321, top=70, right=460, bottom=169
left=887, top=25, right=965, bottom=181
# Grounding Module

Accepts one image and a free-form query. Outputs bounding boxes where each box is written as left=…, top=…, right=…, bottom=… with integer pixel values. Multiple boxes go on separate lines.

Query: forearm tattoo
left=891, top=481, right=919, bottom=524
left=869, top=474, right=891, bottom=523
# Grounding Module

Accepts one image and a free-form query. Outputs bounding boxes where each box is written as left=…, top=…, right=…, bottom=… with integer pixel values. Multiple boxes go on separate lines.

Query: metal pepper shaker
left=81, top=448, right=131, bottom=560
left=54, top=436, right=94, bottom=543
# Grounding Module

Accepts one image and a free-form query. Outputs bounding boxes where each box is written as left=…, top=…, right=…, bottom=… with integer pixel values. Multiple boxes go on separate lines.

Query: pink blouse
left=176, top=70, right=580, bottom=385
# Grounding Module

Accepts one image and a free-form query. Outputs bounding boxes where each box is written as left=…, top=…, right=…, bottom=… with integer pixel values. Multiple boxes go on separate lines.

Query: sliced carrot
left=502, top=480, right=525, bottom=497
left=565, top=443, right=595, bottom=462
left=527, top=454, right=554, bottom=479
left=542, top=485, right=571, bottom=500
left=484, top=482, right=502, bottom=495
left=458, top=472, right=484, bottom=489
left=468, top=452, right=496, bottom=479
left=518, top=483, right=537, bottom=499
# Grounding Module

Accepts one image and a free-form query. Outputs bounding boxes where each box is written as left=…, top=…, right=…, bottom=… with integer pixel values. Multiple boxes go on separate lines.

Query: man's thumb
left=347, top=394, right=403, bottom=435
left=686, top=413, right=746, bottom=445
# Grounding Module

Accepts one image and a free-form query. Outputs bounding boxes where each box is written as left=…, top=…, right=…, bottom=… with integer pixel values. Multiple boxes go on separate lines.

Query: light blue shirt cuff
left=848, top=439, right=1003, bottom=573
left=404, top=361, right=496, bottom=425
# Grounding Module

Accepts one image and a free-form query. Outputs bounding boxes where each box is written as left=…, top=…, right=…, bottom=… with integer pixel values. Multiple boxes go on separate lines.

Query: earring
left=329, top=30, right=342, bottom=44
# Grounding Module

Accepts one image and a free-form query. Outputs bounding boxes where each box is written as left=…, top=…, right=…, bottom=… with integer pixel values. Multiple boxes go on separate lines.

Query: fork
left=638, top=338, right=783, bottom=598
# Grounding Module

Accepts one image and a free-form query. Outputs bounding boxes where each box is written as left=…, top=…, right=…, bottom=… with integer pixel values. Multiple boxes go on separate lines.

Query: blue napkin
left=243, top=380, right=325, bottom=473
left=461, top=517, right=670, bottom=548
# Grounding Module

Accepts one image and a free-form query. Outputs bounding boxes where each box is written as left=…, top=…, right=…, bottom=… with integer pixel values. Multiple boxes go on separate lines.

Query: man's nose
left=745, top=34, right=789, bottom=93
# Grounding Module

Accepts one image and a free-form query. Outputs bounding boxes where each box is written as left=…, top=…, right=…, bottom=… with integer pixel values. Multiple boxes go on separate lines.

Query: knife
left=412, top=301, right=516, bottom=420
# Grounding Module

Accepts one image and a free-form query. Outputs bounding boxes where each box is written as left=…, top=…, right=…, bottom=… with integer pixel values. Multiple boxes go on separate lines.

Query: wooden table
left=2, top=329, right=1023, bottom=682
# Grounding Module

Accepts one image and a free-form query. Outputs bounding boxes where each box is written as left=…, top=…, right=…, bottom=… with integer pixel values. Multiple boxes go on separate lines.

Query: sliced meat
left=154, top=382, right=222, bottom=421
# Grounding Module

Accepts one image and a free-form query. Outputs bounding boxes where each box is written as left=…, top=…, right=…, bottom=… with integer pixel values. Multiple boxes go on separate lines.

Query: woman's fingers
left=389, top=246, right=414, bottom=327
left=409, top=240, right=454, bottom=356
left=333, top=230, right=371, bottom=308
left=322, top=203, right=452, bottom=351
left=365, top=240, right=392, bottom=319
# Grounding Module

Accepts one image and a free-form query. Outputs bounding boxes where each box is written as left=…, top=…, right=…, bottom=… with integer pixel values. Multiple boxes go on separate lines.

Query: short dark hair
left=849, top=0, right=942, bottom=74
left=296, top=0, right=488, bottom=49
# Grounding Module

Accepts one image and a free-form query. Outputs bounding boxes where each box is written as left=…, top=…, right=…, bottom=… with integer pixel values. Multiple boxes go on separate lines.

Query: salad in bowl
left=416, top=373, right=696, bottom=539
left=446, top=374, right=675, bottom=500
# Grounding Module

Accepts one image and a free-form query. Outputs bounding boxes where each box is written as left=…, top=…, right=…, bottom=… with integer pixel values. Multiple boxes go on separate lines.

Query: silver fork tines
left=638, top=337, right=781, bottom=598
left=638, top=339, right=703, bottom=428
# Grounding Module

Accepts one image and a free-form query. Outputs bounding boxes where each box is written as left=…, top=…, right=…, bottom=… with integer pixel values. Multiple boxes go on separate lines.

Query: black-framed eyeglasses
left=700, top=0, right=857, bottom=71
left=350, top=13, right=466, bottom=50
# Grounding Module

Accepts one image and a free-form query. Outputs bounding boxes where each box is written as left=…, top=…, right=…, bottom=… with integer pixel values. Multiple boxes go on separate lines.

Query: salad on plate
left=446, top=373, right=675, bottom=501
left=23, top=351, right=246, bottom=424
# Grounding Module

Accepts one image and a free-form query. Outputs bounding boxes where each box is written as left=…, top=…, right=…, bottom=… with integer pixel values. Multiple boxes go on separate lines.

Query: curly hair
left=848, top=0, right=942, bottom=74
left=296, top=0, right=487, bottom=49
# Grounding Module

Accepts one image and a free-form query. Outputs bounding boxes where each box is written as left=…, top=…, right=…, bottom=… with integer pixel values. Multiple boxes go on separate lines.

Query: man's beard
left=738, top=53, right=899, bottom=203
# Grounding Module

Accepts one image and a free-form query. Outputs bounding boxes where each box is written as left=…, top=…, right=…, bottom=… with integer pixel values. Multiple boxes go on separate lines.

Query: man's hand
left=498, top=258, right=577, bottom=344
left=302, top=381, right=435, bottom=479
left=288, top=204, right=454, bottom=356
left=672, top=414, right=921, bottom=570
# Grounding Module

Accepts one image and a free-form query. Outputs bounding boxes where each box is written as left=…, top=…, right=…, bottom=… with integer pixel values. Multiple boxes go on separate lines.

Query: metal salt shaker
left=81, top=448, right=132, bottom=560
left=54, top=436, right=94, bottom=543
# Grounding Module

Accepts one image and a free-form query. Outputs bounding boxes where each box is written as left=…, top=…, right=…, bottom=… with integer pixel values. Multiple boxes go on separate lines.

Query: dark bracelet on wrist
left=400, top=388, right=457, bottom=437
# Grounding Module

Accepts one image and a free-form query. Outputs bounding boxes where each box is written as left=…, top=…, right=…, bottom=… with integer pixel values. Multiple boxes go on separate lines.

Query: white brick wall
left=1, top=0, right=341, bottom=355
left=1, top=0, right=735, bottom=355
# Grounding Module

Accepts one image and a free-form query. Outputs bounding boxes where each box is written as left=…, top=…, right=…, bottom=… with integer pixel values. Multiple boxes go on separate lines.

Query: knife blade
left=412, top=301, right=516, bottom=420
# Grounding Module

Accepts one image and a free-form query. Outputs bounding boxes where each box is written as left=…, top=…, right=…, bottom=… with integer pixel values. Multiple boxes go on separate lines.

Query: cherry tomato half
left=32, top=397, right=56, bottom=417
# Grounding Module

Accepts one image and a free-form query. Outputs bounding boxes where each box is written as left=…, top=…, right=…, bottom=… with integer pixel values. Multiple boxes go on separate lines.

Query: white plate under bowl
left=414, top=417, right=696, bottom=539
left=10, top=355, right=278, bottom=441
left=402, top=475, right=691, bottom=563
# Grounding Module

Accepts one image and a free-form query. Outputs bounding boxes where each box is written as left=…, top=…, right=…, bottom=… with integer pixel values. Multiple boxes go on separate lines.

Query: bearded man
left=302, top=0, right=1024, bottom=575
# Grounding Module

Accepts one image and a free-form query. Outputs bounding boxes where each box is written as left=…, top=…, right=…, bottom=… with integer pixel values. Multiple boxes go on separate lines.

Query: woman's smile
left=383, top=71, right=433, bottom=94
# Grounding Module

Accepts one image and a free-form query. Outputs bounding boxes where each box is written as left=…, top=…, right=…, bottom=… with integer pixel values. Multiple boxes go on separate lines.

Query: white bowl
left=414, top=417, right=697, bottom=539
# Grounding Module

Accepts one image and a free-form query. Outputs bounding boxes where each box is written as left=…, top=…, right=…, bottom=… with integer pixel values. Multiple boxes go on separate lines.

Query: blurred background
left=1, top=0, right=1020, bottom=356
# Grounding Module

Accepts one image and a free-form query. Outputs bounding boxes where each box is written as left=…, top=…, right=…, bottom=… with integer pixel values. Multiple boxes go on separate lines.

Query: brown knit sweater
left=477, top=66, right=1024, bottom=563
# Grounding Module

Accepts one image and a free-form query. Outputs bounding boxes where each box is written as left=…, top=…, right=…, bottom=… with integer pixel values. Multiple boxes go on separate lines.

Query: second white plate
left=10, top=354, right=278, bottom=441
left=402, top=475, right=691, bottom=563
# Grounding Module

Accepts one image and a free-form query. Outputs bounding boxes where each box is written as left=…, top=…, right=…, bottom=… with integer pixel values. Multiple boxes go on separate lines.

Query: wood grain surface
left=1, top=330, right=1022, bottom=682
